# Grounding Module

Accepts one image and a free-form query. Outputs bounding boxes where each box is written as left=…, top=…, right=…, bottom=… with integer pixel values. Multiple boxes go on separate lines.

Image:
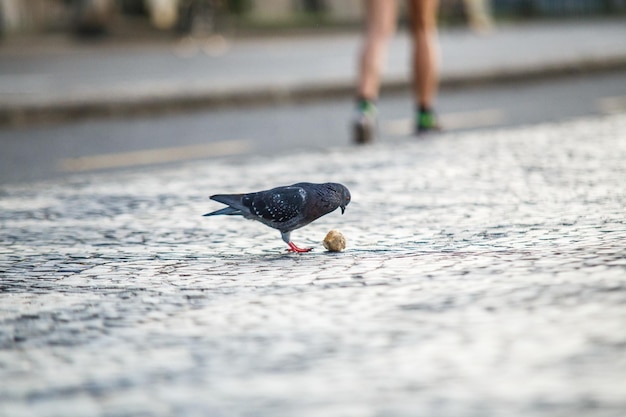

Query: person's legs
left=356, top=0, right=398, bottom=101
left=408, top=0, right=440, bottom=132
left=353, top=0, right=398, bottom=144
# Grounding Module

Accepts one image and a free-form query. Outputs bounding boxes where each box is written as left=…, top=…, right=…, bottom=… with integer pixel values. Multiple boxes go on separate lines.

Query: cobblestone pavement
left=1, top=115, right=625, bottom=417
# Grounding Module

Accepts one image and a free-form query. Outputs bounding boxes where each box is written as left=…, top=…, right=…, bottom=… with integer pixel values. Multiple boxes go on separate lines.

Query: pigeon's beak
left=340, top=205, right=346, bottom=215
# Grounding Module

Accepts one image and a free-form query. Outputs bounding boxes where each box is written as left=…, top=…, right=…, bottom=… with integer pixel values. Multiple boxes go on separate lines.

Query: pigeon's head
left=340, top=188, right=351, bottom=214
left=332, top=183, right=351, bottom=214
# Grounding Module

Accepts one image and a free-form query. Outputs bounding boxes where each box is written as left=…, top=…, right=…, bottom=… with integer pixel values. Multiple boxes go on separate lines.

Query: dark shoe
left=353, top=110, right=377, bottom=144
left=416, top=110, right=441, bottom=135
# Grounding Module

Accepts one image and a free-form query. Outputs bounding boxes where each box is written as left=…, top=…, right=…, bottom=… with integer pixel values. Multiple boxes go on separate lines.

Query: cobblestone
left=1, top=115, right=626, bottom=417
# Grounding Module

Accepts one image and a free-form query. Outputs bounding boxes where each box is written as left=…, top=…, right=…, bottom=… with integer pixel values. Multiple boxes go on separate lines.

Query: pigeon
left=203, top=182, right=351, bottom=252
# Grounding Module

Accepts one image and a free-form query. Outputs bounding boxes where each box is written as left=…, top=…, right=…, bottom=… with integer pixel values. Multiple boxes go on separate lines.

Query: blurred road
left=1, top=71, right=625, bottom=184
left=2, top=112, right=625, bottom=417
left=1, top=19, right=625, bottom=126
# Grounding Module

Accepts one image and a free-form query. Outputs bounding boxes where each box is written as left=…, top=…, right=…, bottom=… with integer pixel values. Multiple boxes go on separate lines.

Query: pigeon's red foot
left=287, top=242, right=313, bottom=253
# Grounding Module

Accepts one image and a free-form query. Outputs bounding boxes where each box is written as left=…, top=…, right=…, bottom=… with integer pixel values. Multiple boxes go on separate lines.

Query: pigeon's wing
left=242, top=186, right=307, bottom=225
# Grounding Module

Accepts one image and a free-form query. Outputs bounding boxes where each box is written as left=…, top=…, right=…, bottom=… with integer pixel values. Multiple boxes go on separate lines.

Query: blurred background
left=1, top=0, right=625, bottom=185
left=1, top=0, right=625, bottom=39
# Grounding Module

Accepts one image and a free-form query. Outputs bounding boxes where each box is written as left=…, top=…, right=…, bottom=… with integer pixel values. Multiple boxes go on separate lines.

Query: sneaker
left=352, top=100, right=377, bottom=144
left=416, top=109, right=441, bottom=135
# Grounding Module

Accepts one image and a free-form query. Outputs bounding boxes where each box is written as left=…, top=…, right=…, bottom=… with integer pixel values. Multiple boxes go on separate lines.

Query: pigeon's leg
left=282, top=231, right=312, bottom=253
left=287, top=241, right=313, bottom=253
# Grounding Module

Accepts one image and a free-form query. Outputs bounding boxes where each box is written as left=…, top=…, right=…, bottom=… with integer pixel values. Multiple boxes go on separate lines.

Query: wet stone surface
left=1, top=115, right=625, bottom=417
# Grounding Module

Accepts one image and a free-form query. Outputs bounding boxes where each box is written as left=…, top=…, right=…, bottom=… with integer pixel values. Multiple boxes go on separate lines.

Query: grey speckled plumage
left=203, top=182, right=351, bottom=252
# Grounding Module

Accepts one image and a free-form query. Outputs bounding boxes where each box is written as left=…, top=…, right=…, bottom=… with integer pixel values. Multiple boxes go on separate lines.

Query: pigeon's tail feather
left=203, top=206, right=241, bottom=216
left=205, top=194, right=247, bottom=217
left=210, top=193, right=246, bottom=207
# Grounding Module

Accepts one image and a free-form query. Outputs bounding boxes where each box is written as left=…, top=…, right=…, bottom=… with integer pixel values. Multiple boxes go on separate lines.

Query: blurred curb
left=1, top=55, right=626, bottom=127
